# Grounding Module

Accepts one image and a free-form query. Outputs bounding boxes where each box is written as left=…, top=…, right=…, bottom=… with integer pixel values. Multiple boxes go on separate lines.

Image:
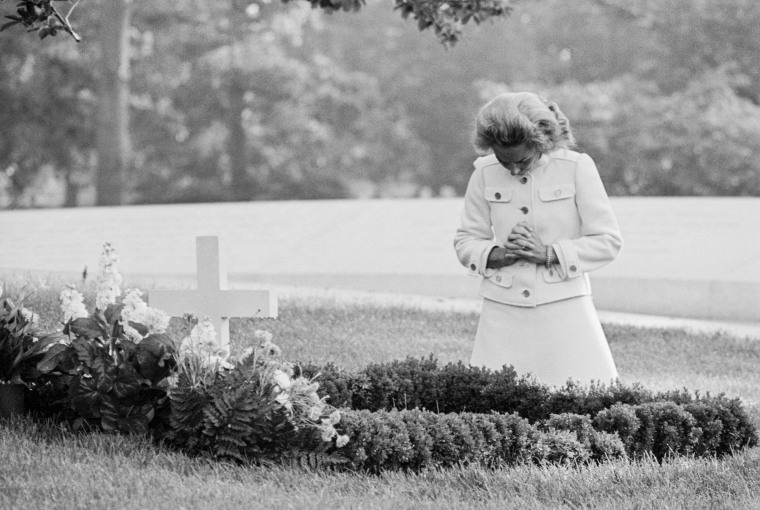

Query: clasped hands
left=487, top=221, right=548, bottom=269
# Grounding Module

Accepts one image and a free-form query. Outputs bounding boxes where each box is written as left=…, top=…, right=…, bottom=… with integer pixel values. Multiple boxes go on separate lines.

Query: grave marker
left=148, top=236, right=277, bottom=348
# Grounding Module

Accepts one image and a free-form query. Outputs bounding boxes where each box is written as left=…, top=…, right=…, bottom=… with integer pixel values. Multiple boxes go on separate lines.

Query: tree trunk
left=62, top=170, right=78, bottom=207
left=227, top=68, right=250, bottom=200
left=227, top=0, right=251, bottom=201
left=95, top=0, right=132, bottom=206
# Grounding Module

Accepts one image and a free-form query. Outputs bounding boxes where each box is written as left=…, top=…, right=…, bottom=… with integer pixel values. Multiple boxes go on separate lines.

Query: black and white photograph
left=1, top=0, right=759, bottom=508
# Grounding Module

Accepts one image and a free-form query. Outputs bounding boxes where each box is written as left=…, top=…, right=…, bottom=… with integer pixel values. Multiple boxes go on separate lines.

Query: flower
left=94, top=242, right=123, bottom=311
left=319, top=423, right=337, bottom=442
left=328, top=410, right=342, bottom=425
left=273, top=369, right=291, bottom=390
left=308, top=405, right=323, bottom=421
left=21, top=307, right=38, bottom=325
left=59, top=285, right=88, bottom=323
left=178, top=318, right=232, bottom=370
left=336, top=434, right=350, bottom=448
left=120, top=289, right=170, bottom=342
left=253, top=330, right=273, bottom=343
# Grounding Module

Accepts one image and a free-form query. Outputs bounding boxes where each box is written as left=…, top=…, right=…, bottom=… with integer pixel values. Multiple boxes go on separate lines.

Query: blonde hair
left=471, top=92, right=575, bottom=155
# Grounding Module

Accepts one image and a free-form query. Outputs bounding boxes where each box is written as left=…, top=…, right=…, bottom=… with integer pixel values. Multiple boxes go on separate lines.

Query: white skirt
left=470, top=295, right=618, bottom=387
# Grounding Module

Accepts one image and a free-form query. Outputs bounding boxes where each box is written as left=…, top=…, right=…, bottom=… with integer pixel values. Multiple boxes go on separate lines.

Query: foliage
left=477, top=68, right=760, bottom=196
left=164, top=325, right=350, bottom=463
left=25, top=244, right=176, bottom=432
left=336, top=408, right=627, bottom=472
left=301, top=355, right=758, bottom=459
left=0, top=0, right=81, bottom=41
left=0, top=294, right=64, bottom=385
left=35, top=302, right=177, bottom=433
left=4, top=267, right=760, bottom=472
left=2, top=0, right=514, bottom=46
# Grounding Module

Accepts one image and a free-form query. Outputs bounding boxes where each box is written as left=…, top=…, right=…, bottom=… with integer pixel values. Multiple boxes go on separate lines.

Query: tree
left=2, top=0, right=515, bottom=46
left=479, top=69, right=760, bottom=196
left=95, top=0, right=132, bottom=205
left=593, top=0, right=760, bottom=102
left=0, top=34, right=96, bottom=207
left=2, top=0, right=516, bottom=205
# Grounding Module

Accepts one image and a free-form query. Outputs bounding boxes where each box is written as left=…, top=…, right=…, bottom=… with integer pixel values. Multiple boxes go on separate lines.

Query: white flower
left=328, top=410, right=341, bottom=425
left=59, top=286, right=89, bottom=323
left=120, top=289, right=171, bottom=341
left=21, top=307, right=39, bottom=325
left=95, top=243, right=123, bottom=310
left=121, top=322, right=143, bottom=342
left=261, top=341, right=282, bottom=357
left=308, top=405, right=323, bottom=421
left=319, top=424, right=337, bottom=442
left=142, top=308, right=170, bottom=334
left=238, top=346, right=255, bottom=361
left=336, top=434, right=350, bottom=448
left=273, top=369, right=291, bottom=390
left=253, top=329, right=273, bottom=343
left=178, top=318, right=231, bottom=372
left=275, top=392, right=293, bottom=412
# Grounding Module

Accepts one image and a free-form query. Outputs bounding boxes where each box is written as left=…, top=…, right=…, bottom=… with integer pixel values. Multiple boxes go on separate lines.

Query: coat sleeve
left=454, top=162, right=500, bottom=278
left=552, top=153, right=623, bottom=280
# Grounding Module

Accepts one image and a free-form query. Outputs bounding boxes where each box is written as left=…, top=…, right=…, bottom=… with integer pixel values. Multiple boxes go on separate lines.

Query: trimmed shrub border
left=298, top=356, right=757, bottom=470
left=19, top=354, right=758, bottom=472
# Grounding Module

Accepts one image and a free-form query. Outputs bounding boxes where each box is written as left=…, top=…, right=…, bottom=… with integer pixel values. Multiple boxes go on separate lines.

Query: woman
left=454, top=92, right=622, bottom=387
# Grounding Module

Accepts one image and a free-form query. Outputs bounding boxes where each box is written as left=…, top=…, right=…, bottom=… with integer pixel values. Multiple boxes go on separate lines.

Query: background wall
left=1, top=197, right=758, bottom=321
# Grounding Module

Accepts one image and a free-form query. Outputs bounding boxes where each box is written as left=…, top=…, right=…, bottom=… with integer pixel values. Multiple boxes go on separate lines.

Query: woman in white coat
left=454, top=92, right=622, bottom=387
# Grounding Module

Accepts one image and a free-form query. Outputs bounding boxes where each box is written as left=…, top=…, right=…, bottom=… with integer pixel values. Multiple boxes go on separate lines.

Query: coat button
left=495, top=275, right=502, bottom=283
left=520, top=177, right=528, bottom=184
left=569, top=265, right=577, bottom=272
left=520, top=207, right=529, bottom=214
left=554, top=189, right=562, bottom=197
left=522, top=289, right=530, bottom=298
left=470, top=263, right=477, bottom=271
left=495, top=192, right=501, bottom=200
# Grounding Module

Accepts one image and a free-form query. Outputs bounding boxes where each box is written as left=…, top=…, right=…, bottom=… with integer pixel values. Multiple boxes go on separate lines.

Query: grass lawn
left=2, top=279, right=760, bottom=509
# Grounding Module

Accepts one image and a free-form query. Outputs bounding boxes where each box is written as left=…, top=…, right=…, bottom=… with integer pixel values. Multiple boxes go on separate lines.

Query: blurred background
left=2, top=0, right=759, bottom=209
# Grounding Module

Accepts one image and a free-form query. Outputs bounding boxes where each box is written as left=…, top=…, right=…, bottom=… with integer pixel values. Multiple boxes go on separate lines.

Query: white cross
left=148, top=236, right=278, bottom=348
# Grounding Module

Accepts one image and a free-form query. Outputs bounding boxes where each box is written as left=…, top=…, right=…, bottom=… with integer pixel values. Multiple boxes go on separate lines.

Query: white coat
left=454, top=149, right=623, bottom=307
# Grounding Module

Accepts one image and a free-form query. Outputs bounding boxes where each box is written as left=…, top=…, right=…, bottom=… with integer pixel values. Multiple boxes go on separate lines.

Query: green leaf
left=0, top=19, right=20, bottom=31
left=127, top=321, right=149, bottom=338
left=111, top=363, right=144, bottom=399
left=104, top=303, right=124, bottom=325
left=24, top=333, right=66, bottom=358
left=36, top=343, right=70, bottom=372
left=69, top=317, right=107, bottom=339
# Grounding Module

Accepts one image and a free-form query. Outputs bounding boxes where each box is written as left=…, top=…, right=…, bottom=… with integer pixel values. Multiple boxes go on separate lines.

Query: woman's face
left=492, top=143, right=542, bottom=176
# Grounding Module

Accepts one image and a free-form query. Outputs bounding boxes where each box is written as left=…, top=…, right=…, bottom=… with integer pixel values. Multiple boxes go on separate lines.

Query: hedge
left=300, top=356, right=758, bottom=460
left=333, top=409, right=627, bottom=472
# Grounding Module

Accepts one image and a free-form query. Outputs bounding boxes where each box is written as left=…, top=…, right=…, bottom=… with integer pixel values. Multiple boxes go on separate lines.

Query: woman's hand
left=506, top=222, right=548, bottom=264
left=486, top=246, right=520, bottom=269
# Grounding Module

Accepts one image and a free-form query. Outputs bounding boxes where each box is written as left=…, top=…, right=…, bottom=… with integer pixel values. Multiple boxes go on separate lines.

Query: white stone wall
left=1, top=197, right=758, bottom=321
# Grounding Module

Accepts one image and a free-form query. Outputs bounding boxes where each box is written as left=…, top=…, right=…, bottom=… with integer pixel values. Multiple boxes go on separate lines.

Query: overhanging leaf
left=69, top=317, right=107, bottom=339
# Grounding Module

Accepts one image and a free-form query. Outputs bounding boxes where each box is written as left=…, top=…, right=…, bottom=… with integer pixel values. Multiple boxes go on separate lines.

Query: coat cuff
left=467, top=243, right=500, bottom=277
left=553, top=240, right=582, bottom=280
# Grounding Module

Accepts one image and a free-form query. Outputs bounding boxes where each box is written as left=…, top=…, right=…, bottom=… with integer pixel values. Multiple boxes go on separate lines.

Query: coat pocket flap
left=539, top=183, right=576, bottom=202
left=489, top=272, right=514, bottom=288
left=484, top=187, right=513, bottom=203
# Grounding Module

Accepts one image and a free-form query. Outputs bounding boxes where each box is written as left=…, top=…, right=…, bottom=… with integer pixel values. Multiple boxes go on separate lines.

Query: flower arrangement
left=166, top=324, right=349, bottom=462
left=0, top=289, right=64, bottom=387
left=18, top=242, right=349, bottom=462
left=37, top=244, right=177, bottom=433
